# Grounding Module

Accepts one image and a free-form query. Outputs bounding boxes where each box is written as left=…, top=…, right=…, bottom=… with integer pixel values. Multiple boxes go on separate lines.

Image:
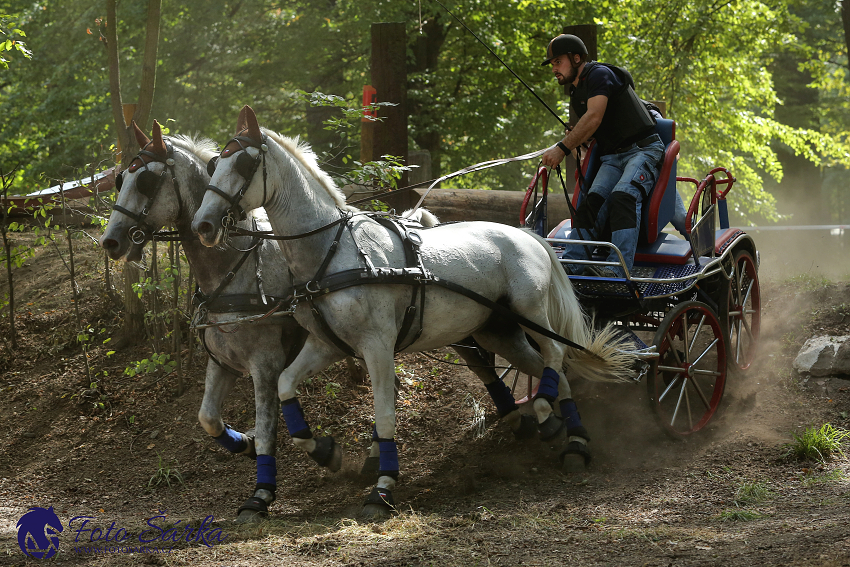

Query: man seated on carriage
left=539, top=33, right=668, bottom=278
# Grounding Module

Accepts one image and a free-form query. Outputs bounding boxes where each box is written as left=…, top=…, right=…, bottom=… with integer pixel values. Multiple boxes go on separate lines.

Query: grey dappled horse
left=192, top=106, right=635, bottom=518
left=100, top=121, right=308, bottom=522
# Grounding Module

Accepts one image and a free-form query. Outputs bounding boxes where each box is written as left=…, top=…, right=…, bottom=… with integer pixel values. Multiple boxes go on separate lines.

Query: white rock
left=793, top=335, right=850, bottom=377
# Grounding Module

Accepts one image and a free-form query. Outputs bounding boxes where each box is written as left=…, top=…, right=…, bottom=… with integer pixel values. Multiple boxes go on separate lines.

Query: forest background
left=1, top=0, right=850, bottom=227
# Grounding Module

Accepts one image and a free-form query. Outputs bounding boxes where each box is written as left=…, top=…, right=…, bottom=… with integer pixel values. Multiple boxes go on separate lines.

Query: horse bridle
left=205, top=134, right=268, bottom=228
left=112, top=141, right=183, bottom=245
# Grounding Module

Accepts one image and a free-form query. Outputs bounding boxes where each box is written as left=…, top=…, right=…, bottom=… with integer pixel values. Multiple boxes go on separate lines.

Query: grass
left=784, top=423, right=850, bottom=462
left=717, top=509, right=766, bottom=522
left=148, top=451, right=185, bottom=489
left=734, top=481, right=775, bottom=506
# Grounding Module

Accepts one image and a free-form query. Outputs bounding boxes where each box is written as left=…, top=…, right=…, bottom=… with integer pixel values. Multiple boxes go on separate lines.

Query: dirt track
left=0, top=233, right=849, bottom=566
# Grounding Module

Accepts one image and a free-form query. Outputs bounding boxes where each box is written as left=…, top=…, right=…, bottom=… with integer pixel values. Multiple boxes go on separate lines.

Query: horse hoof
left=242, top=429, right=257, bottom=459
left=360, top=504, right=393, bottom=520
left=235, top=508, right=265, bottom=524
left=328, top=439, right=343, bottom=472
left=360, top=456, right=380, bottom=476
left=560, top=440, right=591, bottom=473
left=512, top=414, right=538, bottom=440
left=361, top=487, right=396, bottom=520
left=538, top=414, right=565, bottom=441
left=236, top=496, right=269, bottom=523
left=309, top=436, right=342, bottom=472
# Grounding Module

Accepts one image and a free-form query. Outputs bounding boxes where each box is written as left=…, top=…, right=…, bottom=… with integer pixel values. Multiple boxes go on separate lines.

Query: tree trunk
left=105, top=0, right=162, bottom=345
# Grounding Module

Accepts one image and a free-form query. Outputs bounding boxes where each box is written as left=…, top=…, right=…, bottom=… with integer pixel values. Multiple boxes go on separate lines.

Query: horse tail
left=403, top=208, right=440, bottom=227
left=526, top=231, right=635, bottom=383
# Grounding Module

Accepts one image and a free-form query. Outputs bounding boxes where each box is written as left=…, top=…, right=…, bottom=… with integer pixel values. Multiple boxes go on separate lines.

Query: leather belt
left=612, top=133, right=661, bottom=155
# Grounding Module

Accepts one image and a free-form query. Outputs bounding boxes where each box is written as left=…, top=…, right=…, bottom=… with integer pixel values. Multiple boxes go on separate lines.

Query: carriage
left=105, top=108, right=761, bottom=520
left=519, top=117, right=761, bottom=437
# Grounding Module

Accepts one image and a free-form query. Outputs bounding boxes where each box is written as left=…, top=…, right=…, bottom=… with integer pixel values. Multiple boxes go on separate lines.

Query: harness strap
left=295, top=266, right=592, bottom=355
left=194, top=237, right=262, bottom=309
left=195, top=293, right=292, bottom=314
left=429, top=277, right=593, bottom=354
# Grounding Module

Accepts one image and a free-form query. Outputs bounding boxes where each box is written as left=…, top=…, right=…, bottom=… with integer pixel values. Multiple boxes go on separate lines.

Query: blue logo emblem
left=17, top=506, right=64, bottom=559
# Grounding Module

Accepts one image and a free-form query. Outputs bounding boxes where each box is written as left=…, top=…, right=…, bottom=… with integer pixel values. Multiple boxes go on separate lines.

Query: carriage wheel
left=647, top=301, right=727, bottom=436
left=720, top=249, right=761, bottom=372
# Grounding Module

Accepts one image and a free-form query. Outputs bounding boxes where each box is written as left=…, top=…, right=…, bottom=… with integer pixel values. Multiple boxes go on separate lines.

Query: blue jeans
left=563, top=139, right=665, bottom=277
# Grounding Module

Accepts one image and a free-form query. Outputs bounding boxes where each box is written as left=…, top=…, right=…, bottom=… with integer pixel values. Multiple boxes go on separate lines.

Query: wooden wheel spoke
left=691, top=338, right=719, bottom=367
left=658, top=373, right=683, bottom=402
left=665, top=331, right=683, bottom=365
left=692, top=368, right=723, bottom=377
left=689, top=315, right=706, bottom=354
left=670, top=377, right=688, bottom=427
left=690, top=374, right=712, bottom=410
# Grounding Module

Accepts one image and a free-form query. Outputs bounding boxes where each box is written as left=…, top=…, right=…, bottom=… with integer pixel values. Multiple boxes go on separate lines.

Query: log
left=409, top=188, right=572, bottom=228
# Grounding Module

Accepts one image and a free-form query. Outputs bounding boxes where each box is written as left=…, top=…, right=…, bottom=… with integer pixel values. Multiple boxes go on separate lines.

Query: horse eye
left=235, top=152, right=256, bottom=179
left=206, top=156, right=218, bottom=177
left=115, top=172, right=124, bottom=192
left=137, top=170, right=158, bottom=197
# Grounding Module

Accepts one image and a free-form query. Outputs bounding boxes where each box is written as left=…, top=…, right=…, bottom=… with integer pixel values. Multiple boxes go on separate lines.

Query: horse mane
left=261, top=129, right=352, bottom=211
left=168, top=134, right=219, bottom=163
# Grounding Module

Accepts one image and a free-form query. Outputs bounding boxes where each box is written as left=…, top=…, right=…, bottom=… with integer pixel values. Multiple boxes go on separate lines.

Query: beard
left=556, top=59, right=580, bottom=85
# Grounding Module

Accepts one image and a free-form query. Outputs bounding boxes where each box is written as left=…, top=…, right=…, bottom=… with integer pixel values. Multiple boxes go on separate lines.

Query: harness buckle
left=304, top=280, right=323, bottom=295
left=129, top=226, right=147, bottom=245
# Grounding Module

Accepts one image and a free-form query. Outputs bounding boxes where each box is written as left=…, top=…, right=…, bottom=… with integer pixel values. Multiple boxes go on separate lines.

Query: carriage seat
left=553, top=118, right=681, bottom=246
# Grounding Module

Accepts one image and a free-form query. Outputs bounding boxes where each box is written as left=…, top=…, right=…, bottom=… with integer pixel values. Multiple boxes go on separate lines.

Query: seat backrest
left=572, top=118, right=679, bottom=245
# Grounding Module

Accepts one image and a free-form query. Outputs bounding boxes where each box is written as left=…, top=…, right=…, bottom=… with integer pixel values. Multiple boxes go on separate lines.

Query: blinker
left=235, top=151, right=257, bottom=179
left=137, top=170, right=159, bottom=197
left=206, top=156, right=219, bottom=177
left=115, top=172, right=124, bottom=192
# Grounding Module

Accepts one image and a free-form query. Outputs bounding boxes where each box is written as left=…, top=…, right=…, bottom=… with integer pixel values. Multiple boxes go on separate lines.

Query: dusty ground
left=0, top=228, right=849, bottom=566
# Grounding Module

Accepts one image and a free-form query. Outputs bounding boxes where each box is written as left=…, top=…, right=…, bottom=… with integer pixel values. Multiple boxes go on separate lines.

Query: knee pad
left=609, top=192, right=638, bottom=232
left=574, top=193, right=605, bottom=230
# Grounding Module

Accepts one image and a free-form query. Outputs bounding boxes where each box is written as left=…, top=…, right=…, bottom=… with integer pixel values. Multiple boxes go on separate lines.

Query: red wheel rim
left=651, top=302, right=727, bottom=436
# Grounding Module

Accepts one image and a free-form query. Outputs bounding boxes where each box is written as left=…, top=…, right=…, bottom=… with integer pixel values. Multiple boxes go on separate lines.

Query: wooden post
left=362, top=22, right=413, bottom=211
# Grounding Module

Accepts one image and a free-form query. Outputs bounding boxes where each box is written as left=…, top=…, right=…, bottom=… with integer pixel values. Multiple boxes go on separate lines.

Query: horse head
left=192, top=105, right=269, bottom=247
left=100, top=120, right=211, bottom=261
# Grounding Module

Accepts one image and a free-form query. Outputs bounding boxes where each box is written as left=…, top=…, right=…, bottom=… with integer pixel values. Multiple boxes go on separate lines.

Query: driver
left=539, top=34, right=665, bottom=278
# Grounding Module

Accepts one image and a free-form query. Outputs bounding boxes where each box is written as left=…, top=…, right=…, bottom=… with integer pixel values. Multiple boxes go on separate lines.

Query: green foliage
left=0, top=12, right=32, bottom=70
left=148, top=452, right=184, bottom=490
left=734, top=481, right=775, bottom=506
left=784, top=423, right=850, bottom=462
left=2, top=0, right=849, bottom=221
left=124, top=352, right=177, bottom=377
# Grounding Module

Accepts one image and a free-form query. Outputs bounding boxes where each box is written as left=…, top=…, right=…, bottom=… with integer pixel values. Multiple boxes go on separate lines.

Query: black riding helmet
left=541, top=33, right=587, bottom=66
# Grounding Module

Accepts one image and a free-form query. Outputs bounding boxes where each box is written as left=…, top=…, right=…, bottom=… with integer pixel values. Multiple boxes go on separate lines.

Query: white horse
left=192, top=106, right=634, bottom=518
left=100, top=121, right=310, bottom=523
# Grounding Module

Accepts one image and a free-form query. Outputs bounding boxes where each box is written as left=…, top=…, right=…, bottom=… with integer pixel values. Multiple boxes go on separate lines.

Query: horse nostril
left=101, top=238, right=118, bottom=251
left=196, top=221, right=214, bottom=236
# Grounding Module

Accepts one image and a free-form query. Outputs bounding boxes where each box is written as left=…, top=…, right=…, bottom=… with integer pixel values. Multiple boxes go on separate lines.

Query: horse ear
left=132, top=121, right=150, bottom=149
left=244, top=105, right=262, bottom=143
left=150, top=120, right=167, bottom=158
left=236, top=105, right=249, bottom=135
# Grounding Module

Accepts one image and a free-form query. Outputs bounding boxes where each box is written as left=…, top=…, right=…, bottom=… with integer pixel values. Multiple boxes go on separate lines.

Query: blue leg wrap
left=256, top=455, right=277, bottom=486
left=536, top=367, right=560, bottom=402
left=559, top=398, right=583, bottom=430
left=377, top=439, right=399, bottom=479
left=280, top=398, right=312, bottom=439
left=485, top=378, right=518, bottom=417
left=213, top=426, right=247, bottom=453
